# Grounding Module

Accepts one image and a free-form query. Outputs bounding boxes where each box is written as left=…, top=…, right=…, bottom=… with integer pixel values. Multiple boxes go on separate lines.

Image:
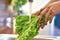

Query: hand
left=38, top=1, right=60, bottom=29
left=38, top=7, right=50, bottom=29
left=32, top=7, right=48, bottom=29
left=32, top=1, right=60, bottom=29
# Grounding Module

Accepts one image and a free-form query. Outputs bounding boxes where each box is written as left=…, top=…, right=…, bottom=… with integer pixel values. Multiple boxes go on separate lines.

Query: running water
left=29, top=0, right=33, bottom=23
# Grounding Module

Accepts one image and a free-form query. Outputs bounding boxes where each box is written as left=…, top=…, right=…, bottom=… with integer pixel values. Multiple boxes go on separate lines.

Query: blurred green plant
left=14, top=0, right=27, bottom=11
left=8, top=0, right=12, bottom=5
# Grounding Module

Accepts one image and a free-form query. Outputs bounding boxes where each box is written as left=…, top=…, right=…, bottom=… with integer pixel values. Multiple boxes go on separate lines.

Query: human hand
left=38, top=1, right=60, bottom=29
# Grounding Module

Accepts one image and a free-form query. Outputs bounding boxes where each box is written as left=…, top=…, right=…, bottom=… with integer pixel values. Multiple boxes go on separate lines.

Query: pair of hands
left=32, top=1, right=60, bottom=29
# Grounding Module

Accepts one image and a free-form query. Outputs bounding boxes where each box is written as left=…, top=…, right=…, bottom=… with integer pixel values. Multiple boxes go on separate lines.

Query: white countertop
left=0, top=34, right=18, bottom=38
left=0, top=34, right=60, bottom=40
left=34, top=35, right=57, bottom=40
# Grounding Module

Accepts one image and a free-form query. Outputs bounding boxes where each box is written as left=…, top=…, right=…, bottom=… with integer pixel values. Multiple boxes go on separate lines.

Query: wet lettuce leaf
left=15, top=16, right=39, bottom=40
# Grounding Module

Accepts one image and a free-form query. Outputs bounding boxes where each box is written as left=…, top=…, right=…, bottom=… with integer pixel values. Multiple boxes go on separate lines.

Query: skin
left=32, top=0, right=60, bottom=29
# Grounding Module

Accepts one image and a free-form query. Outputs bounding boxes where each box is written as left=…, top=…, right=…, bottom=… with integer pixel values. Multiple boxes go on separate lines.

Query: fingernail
left=44, top=23, right=47, bottom=25
left=41, top=27, right=44, bottom=29
left=40, top=24, right=44, bottom=29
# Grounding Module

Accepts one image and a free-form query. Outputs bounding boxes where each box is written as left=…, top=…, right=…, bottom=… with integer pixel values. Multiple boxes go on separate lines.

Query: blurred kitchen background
left=0, top=0, right=59, bottom=40
left=0, top=0, right=55, bottom=35
left=0, top=0, right=54, bottom=36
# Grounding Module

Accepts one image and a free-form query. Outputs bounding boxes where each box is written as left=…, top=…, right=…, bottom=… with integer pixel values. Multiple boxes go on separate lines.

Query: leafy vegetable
left=15, top=16, right=39, bottom=40
left=14, top=0, right=27, bottom=11
left=40, top=14, right=50, bottom=26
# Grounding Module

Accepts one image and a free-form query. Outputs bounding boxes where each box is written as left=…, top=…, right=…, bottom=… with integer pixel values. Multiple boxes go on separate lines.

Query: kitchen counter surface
left=0, top=34, right=59, bottom=40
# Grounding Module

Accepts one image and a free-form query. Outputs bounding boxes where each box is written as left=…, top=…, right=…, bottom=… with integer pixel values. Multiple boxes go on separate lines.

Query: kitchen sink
left=0, top=34, right=17, bottom=40
left=33, top=35, right=57, bottom=40
left=0, top=34, right=58, bottom=40
left=33, top=38, right=53, bottom=40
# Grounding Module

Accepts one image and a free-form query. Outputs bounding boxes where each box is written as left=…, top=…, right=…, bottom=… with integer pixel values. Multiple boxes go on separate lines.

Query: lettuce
left=15, top=16, right=39, bottom=40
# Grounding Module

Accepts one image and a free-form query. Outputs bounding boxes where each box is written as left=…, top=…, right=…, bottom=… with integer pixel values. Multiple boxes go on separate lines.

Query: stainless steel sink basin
left=0, top=37, right=15, bottom=40
left=0, top=34, right=57, bottom=40
left=33, top=38, right=54, bottom=40
left=0, top=34, right=17, bottom=40
left=0, top=37, right=56, bottom=40
left=33, top=35, right=57, bottom=40
left=33, top=39, right=53, bottom=40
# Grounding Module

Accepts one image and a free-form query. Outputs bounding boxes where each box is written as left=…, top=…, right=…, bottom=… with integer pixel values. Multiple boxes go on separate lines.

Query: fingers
left=49, top=11, right=54, bottom=23
left=38, top=13, right=44, bottom=29
left=38, top=24, right=41, bottom=29
left=39, top=23, right=44, bottom=29
left=39, top=8, right=49, bottom=22
left=38, top=15, right=42, bottom=24
left=45, top=9, right=51, bottom=25
left=38, top=8, right=49, bottom=29
left=38, top=6, right=51, bottom=29
left=40, top=8, right=48, bottom=15
left=40, top=23, right=44, bottom=29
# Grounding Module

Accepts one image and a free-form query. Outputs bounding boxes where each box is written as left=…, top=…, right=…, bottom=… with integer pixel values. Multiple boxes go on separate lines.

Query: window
left=6, top=17, right=11, bottom=28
